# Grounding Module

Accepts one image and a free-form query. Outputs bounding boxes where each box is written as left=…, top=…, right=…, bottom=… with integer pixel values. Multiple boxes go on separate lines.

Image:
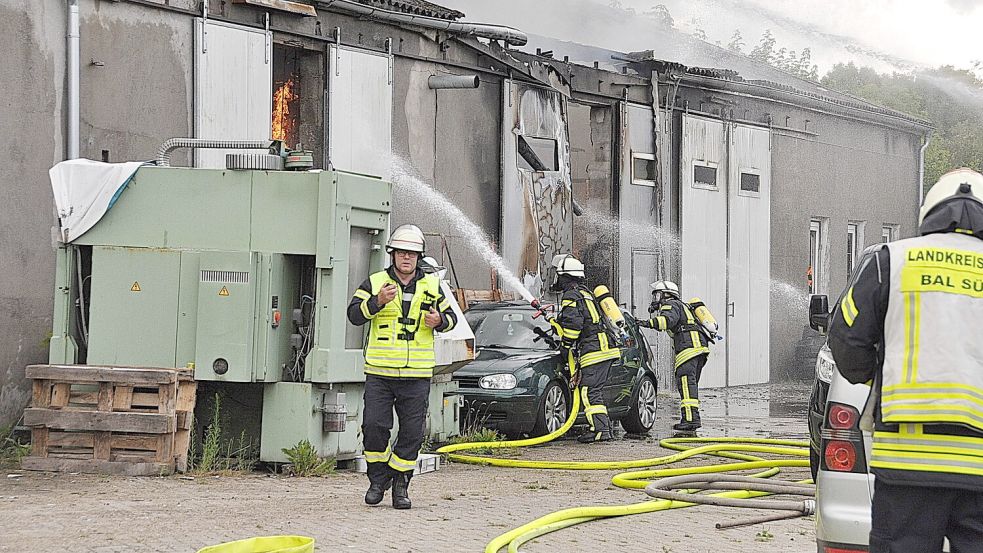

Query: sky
left=438, top=0, right=983, bottom=78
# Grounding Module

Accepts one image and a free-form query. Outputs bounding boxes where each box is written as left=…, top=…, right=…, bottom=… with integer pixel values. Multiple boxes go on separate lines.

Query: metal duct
left=156, top=138, right=274, bottom=167
left=316, top=0, right=528, bottom=46
left=428, top=75, right=480, bottom=89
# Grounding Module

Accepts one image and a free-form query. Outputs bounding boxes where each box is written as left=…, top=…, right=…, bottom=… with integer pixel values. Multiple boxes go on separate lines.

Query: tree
left=647, top=4, right=674, bottom=29
left=749, top=30, right=776, bottom=65
left=727, top=30, right=745, bottom=54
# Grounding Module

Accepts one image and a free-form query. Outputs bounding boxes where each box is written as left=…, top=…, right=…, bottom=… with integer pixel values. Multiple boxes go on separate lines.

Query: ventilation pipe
left=316, top=0, right=527, bottom=46
left=155, top=138, right=275, bottom=167
left=67, top=0, right=80, bottom=160
left=919, top=132, right=932, bottom=203
left=428, top=75, right=480, bottom=89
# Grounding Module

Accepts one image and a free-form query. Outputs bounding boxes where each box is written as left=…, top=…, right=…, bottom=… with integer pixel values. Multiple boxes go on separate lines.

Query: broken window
left=693, top=164, right=717, bottom=189
left=517, top=136, right=559, bottom=172
left=740, top=172, right=760, bottom=194
left=631, top=152, right=658, bottom=186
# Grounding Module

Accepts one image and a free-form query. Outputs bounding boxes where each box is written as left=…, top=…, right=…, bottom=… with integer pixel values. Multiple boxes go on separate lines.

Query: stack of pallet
left=22, top=365, right=196, bottom=476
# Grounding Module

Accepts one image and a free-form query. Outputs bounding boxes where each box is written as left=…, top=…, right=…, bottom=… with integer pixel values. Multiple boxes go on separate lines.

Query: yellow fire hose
left=436, top=389, right=813, bottom=553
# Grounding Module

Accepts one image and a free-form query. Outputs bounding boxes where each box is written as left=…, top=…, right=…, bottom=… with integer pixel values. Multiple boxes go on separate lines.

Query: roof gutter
left=316, top=0, right=528, bottom=46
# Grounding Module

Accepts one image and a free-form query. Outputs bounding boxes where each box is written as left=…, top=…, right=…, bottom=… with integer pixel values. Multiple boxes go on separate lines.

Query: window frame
left=737, top=169, right=762, bottom=198
left=631, top=152, right=658, bottom=187
left=846, top=221, right=865, bottom=279
left=809, top=218, right=829, bottom=295
left=691, top=161, right=719, bottom=191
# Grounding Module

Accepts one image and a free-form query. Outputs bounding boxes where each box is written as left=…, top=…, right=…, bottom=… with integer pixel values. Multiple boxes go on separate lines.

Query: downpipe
left=67, top=0, right=80, bottom=160
left=919, top=132, right=932, bottom=203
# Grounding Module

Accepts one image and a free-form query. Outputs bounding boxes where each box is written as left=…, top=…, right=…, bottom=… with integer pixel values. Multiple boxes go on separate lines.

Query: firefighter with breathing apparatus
left=543, top=254, right=621, bottom=443
left=638, top=281, right=719, bottom=432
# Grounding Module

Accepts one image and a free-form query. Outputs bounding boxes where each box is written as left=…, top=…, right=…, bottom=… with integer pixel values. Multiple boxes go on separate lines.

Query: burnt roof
left=355, top=0, right=465, bottom=21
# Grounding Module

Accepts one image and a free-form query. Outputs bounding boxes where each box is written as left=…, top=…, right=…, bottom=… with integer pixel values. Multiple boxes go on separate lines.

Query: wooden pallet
left=22, top=365, right=196, bottom=476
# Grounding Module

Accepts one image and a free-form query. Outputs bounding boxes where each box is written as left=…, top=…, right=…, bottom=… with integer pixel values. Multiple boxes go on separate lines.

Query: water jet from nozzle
left=391, top=158, right=537, bottom=303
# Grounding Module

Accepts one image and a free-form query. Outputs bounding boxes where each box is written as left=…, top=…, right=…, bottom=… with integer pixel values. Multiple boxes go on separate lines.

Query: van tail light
left=824, top=548, right=868, bottom=553
left=820, top=402, right=867, bottom=473
left=824, top=440, right=857, bottom=472
left=828, top=403, right=858, bottom=429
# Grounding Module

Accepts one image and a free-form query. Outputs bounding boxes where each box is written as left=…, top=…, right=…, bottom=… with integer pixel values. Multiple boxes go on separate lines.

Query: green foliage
left=448, top=427, right=515, bottom=456
left=727, top=30, right=745, bottom=54
left=821, top=63, right=983, bottom=190
left=187, top=394, right=258, bottom=475
left=281, top=440, right=335, bottom=477
left=0, top=425, right=29, bottom=468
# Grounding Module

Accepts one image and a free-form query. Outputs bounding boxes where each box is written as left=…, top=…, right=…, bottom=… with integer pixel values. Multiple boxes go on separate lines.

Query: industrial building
left=0, top=0, right=930, bottom=428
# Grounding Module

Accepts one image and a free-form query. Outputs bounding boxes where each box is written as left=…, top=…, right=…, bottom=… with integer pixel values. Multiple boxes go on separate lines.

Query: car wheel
left=622, top=375, right=658, bottom=434
left=533, top=381, right=569, bottom=436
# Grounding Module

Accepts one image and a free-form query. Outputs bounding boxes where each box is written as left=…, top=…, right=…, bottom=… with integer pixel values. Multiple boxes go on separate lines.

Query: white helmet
left=386, top=224, right=426, bottom=253
left=919, top=168, right=983, bottom=226
left=650, top=280, right=680, bottom=298
left=551, top=254, right=585, bottom=278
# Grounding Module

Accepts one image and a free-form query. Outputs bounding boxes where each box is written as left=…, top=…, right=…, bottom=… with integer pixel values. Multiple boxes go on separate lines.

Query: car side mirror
left=809, top=294, right=830, bottom=334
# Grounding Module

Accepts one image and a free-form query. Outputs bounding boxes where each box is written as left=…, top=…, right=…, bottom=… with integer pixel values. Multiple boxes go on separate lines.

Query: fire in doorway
left=272, top=77, right=298, bottom=146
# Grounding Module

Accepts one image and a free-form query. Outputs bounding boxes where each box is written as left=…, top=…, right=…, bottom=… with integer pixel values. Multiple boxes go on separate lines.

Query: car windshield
left=467, top=309, right=554, bottom=350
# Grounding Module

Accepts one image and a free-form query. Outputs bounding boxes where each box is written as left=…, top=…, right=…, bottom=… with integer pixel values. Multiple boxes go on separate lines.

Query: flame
left=272, top=78, right=297, bottom=143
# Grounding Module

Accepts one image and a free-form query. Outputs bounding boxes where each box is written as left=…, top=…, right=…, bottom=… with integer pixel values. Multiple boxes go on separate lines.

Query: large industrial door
left=328, top=46, right=393, bottom=179
left=680, top=116, right=728, bottom=387
left=194, top=19, right=272, bottom=168
left=727, top=126, right=771, bottom=385
left=680, top=116, right=771, bottom=387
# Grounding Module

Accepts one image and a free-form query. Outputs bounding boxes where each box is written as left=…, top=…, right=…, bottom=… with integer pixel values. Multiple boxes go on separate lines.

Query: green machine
left=48, top=140, right=461, bottom=463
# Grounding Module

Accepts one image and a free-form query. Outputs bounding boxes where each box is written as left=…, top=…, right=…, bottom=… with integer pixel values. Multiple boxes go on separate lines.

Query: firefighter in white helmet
left=638, top=280, right=710, bottom=432
left=828, top=168, right=983, bottom=551
left=347, top=224, right=457, bottom=509
left=546, top=253, right=620, bottom=443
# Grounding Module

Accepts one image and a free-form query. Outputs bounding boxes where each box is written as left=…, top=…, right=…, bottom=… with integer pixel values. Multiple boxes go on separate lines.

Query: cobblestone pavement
left=0, top=382, right=816, bottom=553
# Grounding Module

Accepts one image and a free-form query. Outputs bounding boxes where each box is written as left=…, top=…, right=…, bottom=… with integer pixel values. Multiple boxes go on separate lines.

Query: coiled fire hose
left=435, top=390, right=814, bottom=553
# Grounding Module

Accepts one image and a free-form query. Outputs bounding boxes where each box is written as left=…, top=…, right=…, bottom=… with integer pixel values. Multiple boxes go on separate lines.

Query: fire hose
left=435, top=391, right=814, bottom=553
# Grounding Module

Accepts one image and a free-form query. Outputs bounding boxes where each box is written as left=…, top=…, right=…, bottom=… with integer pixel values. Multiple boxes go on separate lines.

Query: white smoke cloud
left=440, top=0, right=982, bottom=76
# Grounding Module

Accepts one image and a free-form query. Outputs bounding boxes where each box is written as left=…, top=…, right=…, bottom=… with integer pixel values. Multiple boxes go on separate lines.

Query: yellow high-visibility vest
left=362, top=271, right=441, bottom=378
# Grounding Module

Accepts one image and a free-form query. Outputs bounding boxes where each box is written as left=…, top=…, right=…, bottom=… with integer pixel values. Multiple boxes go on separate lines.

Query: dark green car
left=453, top=301, right=659, bottom=438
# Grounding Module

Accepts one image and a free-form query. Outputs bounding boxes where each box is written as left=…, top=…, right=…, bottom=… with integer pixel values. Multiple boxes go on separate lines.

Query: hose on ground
left=436, top=390, right=814, bottom=553
left=644, top=474, right=816, bottom=513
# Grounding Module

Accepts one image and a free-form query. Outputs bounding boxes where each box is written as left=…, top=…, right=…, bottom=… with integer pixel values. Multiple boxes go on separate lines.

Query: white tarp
left=49, top=159, right=144, bottom=243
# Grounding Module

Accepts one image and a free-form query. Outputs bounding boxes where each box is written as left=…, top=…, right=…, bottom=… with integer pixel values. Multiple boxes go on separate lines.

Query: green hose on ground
left=436, top=390, right=813, bottom=553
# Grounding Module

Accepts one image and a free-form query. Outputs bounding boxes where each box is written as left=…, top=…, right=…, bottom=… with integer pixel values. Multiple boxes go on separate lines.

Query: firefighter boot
left=364, top=464, right=392, bottom=505
left=577, top=429, right=614, bottom=443
left=673, top=406, right=701, bottom=432
left=392, top=472, right=412, bottom=510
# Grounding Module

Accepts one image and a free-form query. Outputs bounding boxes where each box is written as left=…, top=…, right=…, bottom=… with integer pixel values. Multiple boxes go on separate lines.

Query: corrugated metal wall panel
left=194, top=19, right=272, bottom=168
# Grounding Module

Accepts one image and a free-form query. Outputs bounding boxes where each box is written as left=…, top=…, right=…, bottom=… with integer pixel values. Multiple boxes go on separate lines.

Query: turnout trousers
left=675, top=354, right=707, bottom=424
left=361, top=374, right=430, bottom=486
left=870, top=479, right=983, bottom=553
left=579, top=359, right=613, bottom=434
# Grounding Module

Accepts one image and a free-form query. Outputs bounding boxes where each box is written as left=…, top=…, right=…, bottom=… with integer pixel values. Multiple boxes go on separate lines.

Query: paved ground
left=0, top=381, right=816, bottom=553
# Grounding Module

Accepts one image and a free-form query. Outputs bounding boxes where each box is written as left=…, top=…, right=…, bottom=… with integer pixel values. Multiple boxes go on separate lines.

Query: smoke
left=917, top=72, right=983, bottom=113
left=439, top=0, right=980, bottom=77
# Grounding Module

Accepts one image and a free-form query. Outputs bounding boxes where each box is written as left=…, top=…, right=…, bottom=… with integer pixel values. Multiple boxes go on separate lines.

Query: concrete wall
left=0, top=0, right=66, bottom=427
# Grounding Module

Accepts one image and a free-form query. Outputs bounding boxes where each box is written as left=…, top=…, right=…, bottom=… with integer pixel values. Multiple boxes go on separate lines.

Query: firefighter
left=547, top=254, right=621, bottom=443
left=828, top=168, right=983, bottom=552
left=347, top=224, right=457, bottom=509
left=638, top=281, right=710, bottom=432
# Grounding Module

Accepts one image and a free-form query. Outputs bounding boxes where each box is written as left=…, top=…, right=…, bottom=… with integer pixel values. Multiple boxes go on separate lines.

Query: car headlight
left=815, top=345, right=836, bottom=384
left=479, top=373, right=517, bottom=390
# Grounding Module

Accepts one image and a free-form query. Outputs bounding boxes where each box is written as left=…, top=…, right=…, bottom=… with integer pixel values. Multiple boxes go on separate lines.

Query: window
left=693, top=163, right=717, bottom=189
left=631, top=152, right=658, bottom=186
left=881, top=224, right=898, bottom=243
left=517, top=136, right=559, bottom=172
left=809, top=218, right=828, bottom=295
left=740, top=172, right=760, bottom=193
left=847, top=222, right=865, bottom=279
